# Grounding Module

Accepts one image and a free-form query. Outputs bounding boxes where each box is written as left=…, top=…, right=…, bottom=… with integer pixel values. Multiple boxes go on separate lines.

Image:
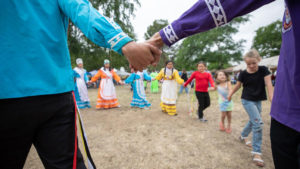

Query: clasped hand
left=122, top=33, right=164, bottom=71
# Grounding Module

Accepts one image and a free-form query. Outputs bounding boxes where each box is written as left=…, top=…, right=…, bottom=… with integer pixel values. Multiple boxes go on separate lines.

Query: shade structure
left=233, top=55, right=279, bottom=71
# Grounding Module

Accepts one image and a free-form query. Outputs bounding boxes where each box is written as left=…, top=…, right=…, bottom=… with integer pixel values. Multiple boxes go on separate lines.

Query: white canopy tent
left=233, top=55, right=279, bottom=71
left=89, top=67, right=130, bottom=77
left=115, top=67, right=130, bottom=76
left=89, top=70, right=98, bottom=76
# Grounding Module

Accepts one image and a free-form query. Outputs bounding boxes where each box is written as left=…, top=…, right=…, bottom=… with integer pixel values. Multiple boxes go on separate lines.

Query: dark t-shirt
left=238, top=66, right=271, bottom=101
left=181, top=72, right=188, bottom=82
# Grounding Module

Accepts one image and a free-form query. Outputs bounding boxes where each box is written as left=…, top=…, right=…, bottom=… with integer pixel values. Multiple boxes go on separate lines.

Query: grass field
left=24, top=84, right=274, bottom=169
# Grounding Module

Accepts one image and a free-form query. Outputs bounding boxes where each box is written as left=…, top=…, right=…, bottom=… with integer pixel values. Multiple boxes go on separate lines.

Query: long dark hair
left=103, top=67, right=112, bottom=71
left=164, top=60, right=174, bottom=75
left=104, top=64, right=112, bottom=71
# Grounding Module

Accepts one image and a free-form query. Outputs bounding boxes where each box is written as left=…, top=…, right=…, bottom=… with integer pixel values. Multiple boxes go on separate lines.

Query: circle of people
left=73, top=49, right=273, bottom=167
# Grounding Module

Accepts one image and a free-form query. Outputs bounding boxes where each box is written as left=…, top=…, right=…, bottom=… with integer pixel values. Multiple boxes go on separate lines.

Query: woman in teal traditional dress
left=125, top=70, right=152, bottom=109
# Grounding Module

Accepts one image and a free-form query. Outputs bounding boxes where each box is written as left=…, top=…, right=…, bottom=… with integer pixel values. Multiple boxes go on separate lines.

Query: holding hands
left=227, top=95, right=232, bottom=101
left=208, top=87, right=215, bottom=91
left=87, top=81, right=93, bottom=86
left=146, top=32, right=164, bottom=49
left=122, top=41, right=162, bottom=71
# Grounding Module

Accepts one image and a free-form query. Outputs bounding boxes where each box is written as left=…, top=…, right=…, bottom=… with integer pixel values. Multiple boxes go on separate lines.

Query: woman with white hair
left=89, top=59, right=123, bottom=109
left=73, top=58, right=91, bottom=109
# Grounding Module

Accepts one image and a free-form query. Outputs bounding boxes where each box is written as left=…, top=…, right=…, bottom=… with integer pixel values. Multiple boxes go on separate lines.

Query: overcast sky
left=131, top=0, right=285, bottom=52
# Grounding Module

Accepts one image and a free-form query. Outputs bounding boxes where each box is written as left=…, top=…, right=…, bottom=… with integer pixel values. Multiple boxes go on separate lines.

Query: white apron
left=136, top=71, right=146, bottom=100
left=74, top=67, right=90, bottom=102
left=161, top=68, right=178, bottom=104
left=99, top=68, right=117, bottom=100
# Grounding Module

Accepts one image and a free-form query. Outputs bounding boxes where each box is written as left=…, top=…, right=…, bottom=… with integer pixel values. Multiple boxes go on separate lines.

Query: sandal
left=239, top=136, right=252, bottom=147
left=219, top=122, right=225, bottom=131
left=225, top=128, right=232, bottom=133
left=253, top=155, right=264, bottom=167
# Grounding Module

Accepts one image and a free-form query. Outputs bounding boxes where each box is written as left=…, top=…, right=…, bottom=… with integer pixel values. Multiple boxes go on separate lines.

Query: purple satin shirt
left=160, top=0, right=300, bottom=132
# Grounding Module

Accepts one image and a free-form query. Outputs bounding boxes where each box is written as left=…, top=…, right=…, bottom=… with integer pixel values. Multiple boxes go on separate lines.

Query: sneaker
left=199, top=118, right=208, bottom=122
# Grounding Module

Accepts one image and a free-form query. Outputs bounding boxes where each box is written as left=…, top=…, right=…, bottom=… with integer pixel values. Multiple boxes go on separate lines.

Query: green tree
left=68, top=0, right=140, bottom=71
left=252, top=20, right=282, bottom=58
left=144, top=19, right=179, bottom=71
left=175, top=16, right=249, bottom=71
left=144, top=19, right=168, bottom=40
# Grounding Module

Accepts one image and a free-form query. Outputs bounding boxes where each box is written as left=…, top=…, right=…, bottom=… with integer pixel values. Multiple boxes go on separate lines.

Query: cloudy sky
left=131, top=0, right=285, bottom=52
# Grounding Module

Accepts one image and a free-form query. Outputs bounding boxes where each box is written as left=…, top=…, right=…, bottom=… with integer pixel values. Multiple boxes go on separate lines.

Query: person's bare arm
left=227, top=81, right=233, bottom=94
left=227, top=81, right=241, bottom=101
left=264, top=75, right=273, bottom=102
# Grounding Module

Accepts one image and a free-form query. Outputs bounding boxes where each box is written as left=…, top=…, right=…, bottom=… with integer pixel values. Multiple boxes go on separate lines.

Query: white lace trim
left=205, top=0, right=227, bottom=27
left=162, top=24, right=179, bottom=44
left=108, top=32, right=128, bottom=49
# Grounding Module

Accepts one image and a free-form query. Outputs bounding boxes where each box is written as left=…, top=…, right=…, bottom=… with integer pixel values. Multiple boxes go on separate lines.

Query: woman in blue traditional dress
left=125, top=70, right=152, bottom=109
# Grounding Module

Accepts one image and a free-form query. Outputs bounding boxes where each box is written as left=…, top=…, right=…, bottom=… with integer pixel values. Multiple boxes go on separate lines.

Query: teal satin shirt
left=0, top=0, right=132, bottom=99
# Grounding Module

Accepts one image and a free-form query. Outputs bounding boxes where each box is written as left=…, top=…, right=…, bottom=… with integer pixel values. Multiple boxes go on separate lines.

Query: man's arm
left=58, top=0, right=161, bottom=71
left=149, top=0, right=274, bottom=48
left=58, top=0, right=132, bottom=54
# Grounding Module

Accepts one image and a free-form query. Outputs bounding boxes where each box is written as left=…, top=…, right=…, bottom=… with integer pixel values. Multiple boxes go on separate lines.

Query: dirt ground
left=24, top=84, right=274, bottom=169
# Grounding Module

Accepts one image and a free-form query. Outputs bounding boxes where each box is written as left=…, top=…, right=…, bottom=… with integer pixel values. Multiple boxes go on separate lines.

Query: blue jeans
left=179, top=85, right=188, bottom=94
left=241, top=99, right=263, bottom=154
